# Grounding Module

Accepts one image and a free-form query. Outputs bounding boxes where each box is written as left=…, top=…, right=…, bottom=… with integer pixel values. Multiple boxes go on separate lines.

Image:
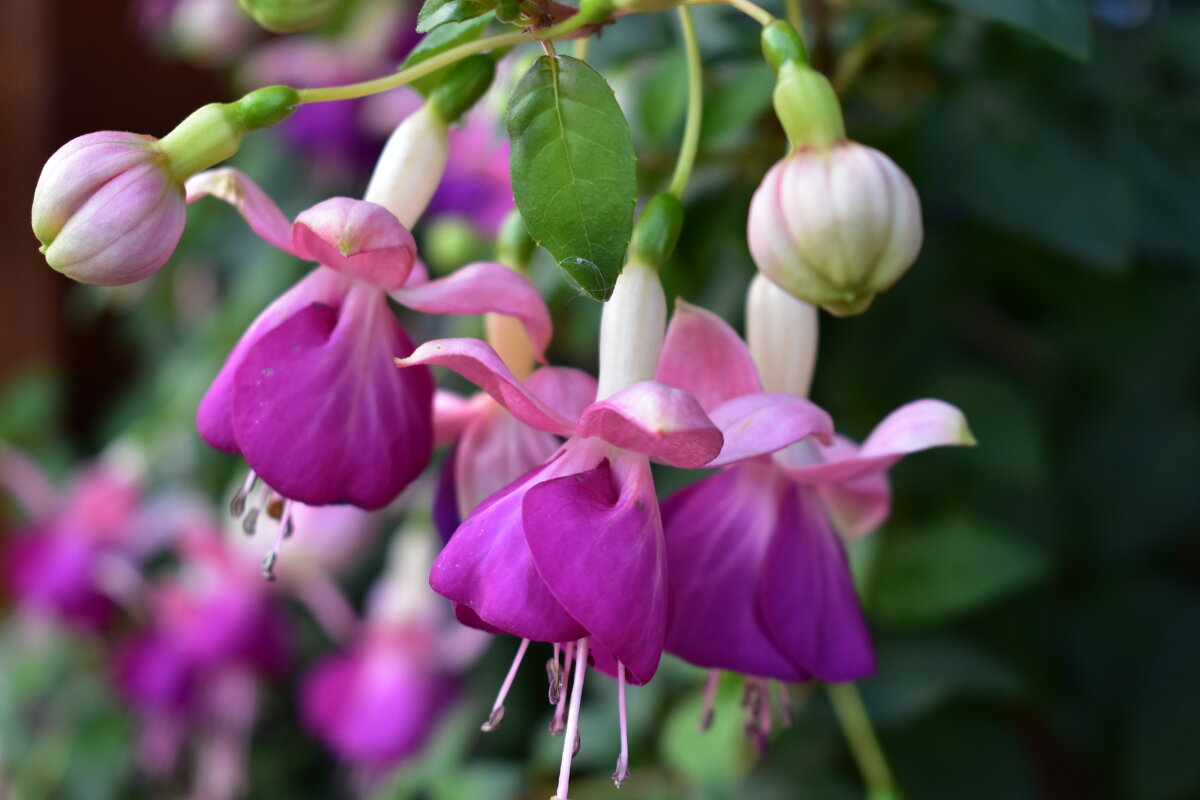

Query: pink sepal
left=656, top=299, right=762, bottom=411
left=292, top=198, right=416, bottom=291
left=185, top=168, right=295, bottom=255
left=706, top=393, right=834, bottom=467
left=577, top=381, right=723, bottom=468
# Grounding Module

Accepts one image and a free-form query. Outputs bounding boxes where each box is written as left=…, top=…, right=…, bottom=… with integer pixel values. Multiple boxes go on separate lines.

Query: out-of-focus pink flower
left=1, top=449, right=146, bottom=631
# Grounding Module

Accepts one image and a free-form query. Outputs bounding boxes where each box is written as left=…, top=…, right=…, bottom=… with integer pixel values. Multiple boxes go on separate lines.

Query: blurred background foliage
left=2, top=0, right=1199, bottom=798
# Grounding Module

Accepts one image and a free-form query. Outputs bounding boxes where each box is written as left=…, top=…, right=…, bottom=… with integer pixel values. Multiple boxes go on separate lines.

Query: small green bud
left=235, top=85, right=300, bottom=130
left=429, top=55, right=497, bottom=124
left=629, top=193, right=684, bottom=269
left=424, top=218, right=488, bottom=275
left=496, top=211, right=536, bottom=271
left=773, top=61, right=845, bottom=151
left=761, top=19, right=809, bottom=71
left=496, top=0, right=523, bottom=25
left=237, top=0, right=339, bottom=33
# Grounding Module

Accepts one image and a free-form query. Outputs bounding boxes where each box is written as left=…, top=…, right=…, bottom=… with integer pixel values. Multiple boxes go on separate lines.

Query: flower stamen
left=612, top=661, right=631, bottom=787
left=482, top=638, right=530, bottom=732
left=553, top=637, right=589, bottom=800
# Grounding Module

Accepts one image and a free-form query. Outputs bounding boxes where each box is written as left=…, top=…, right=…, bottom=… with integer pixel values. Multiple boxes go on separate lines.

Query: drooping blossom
left=398, top=260, right=831, bottom=795
left=654, top=277, right=972, bottom=743
left=301, top=521, right=484, bottom=775
left=184, top=162, right=549, bottom=572
left=114, top=526, right=290, bottom=800
left=1, top=447, right=150, bottom=631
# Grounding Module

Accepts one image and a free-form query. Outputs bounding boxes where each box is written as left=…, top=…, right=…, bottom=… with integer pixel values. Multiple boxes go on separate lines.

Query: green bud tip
left=578, top=0, right=616, bottom=23
left=761, top=19, right=809, bottom=71
left=236, top=85, right=300, bottom=130
left=496, top=211, right=536, bottom=271
left=630, top=193, right=684, bottom=269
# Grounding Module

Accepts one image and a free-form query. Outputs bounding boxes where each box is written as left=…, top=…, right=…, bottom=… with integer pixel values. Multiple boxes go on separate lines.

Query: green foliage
left=507, top=55, right=637, bottom=301
left=416, top=0, right=498, bottom=33
left=870, top=515, right=1049, bottom=626
left=401, top=16, right=496, bottom=97
left=931, top=0, right=1092, bottom=58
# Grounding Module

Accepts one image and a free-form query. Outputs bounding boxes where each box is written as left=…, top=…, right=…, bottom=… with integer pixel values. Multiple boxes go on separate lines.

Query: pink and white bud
left=747, top=141, right=922, bottom=317
left=32, top=132, right=185, bottom=286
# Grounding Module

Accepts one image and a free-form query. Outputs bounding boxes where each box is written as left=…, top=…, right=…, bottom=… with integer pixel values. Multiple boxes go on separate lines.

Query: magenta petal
left=706, top=393, right=835, bottom=467
left=231, top=284, right=433, bottom=508
left=429, top=440, right=604, bottom=644
left=757, top=484, right=875, bottom=682
left=398, top=338, right=576, bottom=436
left=524, top=367, right=598, bottom=422
left=783, top=399, right=974, bottom=484
left=185, top=168, right=296, bottom=254
left=577, top=381, right=723, bottom=468
left=524, top=454, right=667, bottom=684
left=391, top=262, right=553, bottom=360
left=198, top=268, right=348, bottom=452
left=455, top=407, right=561, bottom=519
left=663, top=461, right=805, bottom=681
left=656, top=299, right=763, bottom=410
left=293, top=198, right=416, bottom=291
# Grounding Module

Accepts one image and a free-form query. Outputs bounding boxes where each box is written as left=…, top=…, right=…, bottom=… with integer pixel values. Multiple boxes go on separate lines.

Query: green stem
left=667, top=6, right=702, bottom=199
left=684, top=0, right=774, bottom=26
left=827, top=682, right=900, bottom=799
left=297, top=12, right=598, bottom=105
left=785, top=0, right=803, bottom=28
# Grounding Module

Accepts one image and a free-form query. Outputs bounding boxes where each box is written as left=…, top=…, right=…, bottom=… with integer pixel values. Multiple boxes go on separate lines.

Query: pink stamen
left=550, top=642, right=576, bottom=735
left=699, top=669, right=721, bottom=732
left=482, top=638, right=530, bottom=732
left=230, top=470, right=259, bottom=518
left=553, top=637, right=589, bottom=800
left=775, top=681, right=794, bottom=728
left=294, top=571, right=358, bottom=645
left=612, top=661, right=631, bottom=787
left=547, top=643, right=564, bottom=705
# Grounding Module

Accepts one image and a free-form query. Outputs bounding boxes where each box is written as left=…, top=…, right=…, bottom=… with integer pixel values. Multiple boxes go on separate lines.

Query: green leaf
left=870, top=515, right=1049, bottom=626
left=416, top=0, right=497, bottom=33
left=507, top=55, right=637, bottom=301
left=401, top=15, right=494, bottom=97
left=932, top=0, right=1091, bottom=59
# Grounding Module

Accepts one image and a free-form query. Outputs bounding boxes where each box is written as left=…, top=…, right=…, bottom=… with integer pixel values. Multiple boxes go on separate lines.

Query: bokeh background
left=2, top=0, right=1199, bottom=798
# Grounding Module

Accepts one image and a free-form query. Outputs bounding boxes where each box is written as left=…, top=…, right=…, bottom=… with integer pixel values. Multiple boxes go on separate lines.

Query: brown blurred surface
left=1, top=0, right=222, bottom=437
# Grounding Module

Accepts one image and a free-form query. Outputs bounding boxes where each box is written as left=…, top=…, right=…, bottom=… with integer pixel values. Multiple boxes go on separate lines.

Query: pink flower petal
left=706, top=393, right=835, bottom=467
left=231, top=284, right=433, bottom=508
left=432, top=390, right=481, bottom=446
left=756, top=485, right=876, bottom=682
left=397, top=339, right=576, bottom=436
left=185, top=168, right=295, bottom=254
left=523, top=454, right=667, bottom=685
left=292, top=198, right=416, bottom=291
left=391, top=262, right=553, bottom=360
left=455, top=407, right=561, bottom=519
left=782, top=399, right=974, bottom=484
left=524, top=367, right=598, bottom=422
left=576, top=381, right=723, bottom=468
left=198, top=268, right=348, bottom=452
left=655, top=299, right=763, bottom=410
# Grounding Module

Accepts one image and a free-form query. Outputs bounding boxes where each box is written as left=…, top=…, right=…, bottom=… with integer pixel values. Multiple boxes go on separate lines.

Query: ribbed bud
left=32, top=132, right=186, bottom=286
left=237, top=0, right=339, bottom=33
left=596, top=260, right=666, bottom=399
left=364, top=105, right=449, bottom=228
left=747, top=141, right=922, bottom=316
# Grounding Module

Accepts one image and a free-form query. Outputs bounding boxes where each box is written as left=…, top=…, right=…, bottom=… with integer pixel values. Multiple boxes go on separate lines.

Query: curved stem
left=297, top=12, right=598, bottom=105
left=667, top=6, right=703, bottom=199
left=785, top=0, right=803, bottom=28
left=685, top=0, right=774, bottom=27
left=827, top=682, right=899, bottom=798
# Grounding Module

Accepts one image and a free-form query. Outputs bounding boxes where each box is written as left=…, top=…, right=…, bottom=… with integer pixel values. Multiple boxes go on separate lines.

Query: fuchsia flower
left=301, top=526, right=479, bottom=773
left=184, top=169, right=550, bottom=533
left=653, top=291, right=972, bottom=736
left=1, top=448, right=147, bottom=630
left=114, top=527, right=289, bottom=797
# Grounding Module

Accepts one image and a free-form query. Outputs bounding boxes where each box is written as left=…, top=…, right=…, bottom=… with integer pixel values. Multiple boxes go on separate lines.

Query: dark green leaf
left=870, top=515, right=1049, bottom=626
left=415, top=0, right=497, bottom=33
left=400, top=15, right=494, bottom=97
left=507, top=55, right=637, bottom=301
left=932, top=0, right=1091, bottom=59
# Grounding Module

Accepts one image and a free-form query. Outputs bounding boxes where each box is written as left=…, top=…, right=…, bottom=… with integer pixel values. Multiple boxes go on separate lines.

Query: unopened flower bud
left=32, top=132, right=185, bottom=286
left=237, top=0, right=339, bottom=33
left=596, top=259, right=666, bottom=398
left=747, top=141, right=922, bottom=316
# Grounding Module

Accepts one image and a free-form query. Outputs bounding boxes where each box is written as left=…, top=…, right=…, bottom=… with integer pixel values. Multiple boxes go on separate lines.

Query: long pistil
left=553, top=637, right=589, bottom=800
left=482, top=638, right=531, bottom=732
